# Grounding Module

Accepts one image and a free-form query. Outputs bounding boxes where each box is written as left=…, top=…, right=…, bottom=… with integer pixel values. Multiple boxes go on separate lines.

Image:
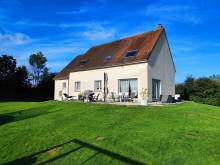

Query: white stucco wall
left=63, top=63, right=148, bottom=101
left=54, top=79, right=69, bottom=100
left=147, top=31, right=175, bottom=101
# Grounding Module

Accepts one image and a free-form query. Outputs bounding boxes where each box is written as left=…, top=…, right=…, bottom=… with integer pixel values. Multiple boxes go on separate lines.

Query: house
left=54, top=24, right=175, bottom=102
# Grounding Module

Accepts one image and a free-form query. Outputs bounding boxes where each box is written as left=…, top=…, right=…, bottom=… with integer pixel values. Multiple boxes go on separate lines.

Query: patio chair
left=88, top=93, right=95, bottom=102
left=128, top=92, right=136, bottom=102
left=118, top=92, right=123, bottom=102
left=107, top=92, right=114, bottom=102
left=122, top=92, right=129, bottom=102
left=93, top=93, right=100, bottom=102
left=63, top=93, right=75, bottom=101
left=162, top=95, right=175, bottom=103
left=83, top=90, right=94, bottom=102
left=113, top=92, right=120, bottom=102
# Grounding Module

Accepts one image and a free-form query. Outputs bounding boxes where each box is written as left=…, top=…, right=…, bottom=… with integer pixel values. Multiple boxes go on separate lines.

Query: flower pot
left=140, top=99, right=148, bottom=106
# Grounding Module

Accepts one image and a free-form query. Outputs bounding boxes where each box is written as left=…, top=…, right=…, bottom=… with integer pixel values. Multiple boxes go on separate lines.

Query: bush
left=176, top=75, right=220, bottom=106
left=190, top=95, right=220, bottom=106
left=205, top=97, right=220, bottom=106
left=190, top=95, right=204, bottom=103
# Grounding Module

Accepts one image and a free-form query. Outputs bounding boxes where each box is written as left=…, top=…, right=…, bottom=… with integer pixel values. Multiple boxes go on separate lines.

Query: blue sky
left=0, top=0, right=220, bottom=83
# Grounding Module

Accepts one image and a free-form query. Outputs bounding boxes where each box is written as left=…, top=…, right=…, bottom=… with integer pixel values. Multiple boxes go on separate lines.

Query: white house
left=54, top=24, right=175, bottom=102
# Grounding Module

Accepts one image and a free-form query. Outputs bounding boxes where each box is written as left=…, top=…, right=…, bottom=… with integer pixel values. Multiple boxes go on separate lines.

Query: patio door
left=152, top=79, right=161, bottom=101
left=118, top=79, right=138, bottom=97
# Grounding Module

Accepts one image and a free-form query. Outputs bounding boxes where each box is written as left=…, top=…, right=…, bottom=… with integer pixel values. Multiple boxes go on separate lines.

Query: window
left=75, top=81, right=81, bottom=91
left=152, top=79, right=161, bottom=101
left=125, top=50, right=137, bottom=57
left=79, top=58, right=89, bottom=65
left=62, top=82, right=66, bottom=90
left=94, top=80, right=102, bottom=91
left=104, top=56, right=112, bottom=63
left=118, top=79, right=138, bottom=97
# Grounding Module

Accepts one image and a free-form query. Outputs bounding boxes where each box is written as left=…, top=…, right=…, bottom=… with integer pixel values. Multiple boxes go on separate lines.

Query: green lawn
left=0, top=101, right=220, bottom=165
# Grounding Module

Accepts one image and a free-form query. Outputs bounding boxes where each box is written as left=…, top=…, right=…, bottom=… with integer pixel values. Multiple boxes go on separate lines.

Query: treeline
left=176, top=75, right=220, bottom=106
left=0, top=52, right=56, bottom=101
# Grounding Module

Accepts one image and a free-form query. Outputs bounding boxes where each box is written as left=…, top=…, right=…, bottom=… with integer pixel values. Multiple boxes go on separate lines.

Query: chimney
left=156, top=24, right=163, bottom=30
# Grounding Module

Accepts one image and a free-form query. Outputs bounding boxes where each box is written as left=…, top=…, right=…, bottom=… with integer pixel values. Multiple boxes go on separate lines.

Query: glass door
left=118, top=79, right=138, bottom=97
left=152, top=79, right=161, bottom=101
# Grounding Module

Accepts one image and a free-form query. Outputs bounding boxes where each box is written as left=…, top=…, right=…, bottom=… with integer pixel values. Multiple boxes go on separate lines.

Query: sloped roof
left=54, top=26, right=163, bottom=80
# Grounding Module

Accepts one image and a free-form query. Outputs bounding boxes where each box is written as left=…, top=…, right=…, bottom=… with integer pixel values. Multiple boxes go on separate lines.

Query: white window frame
left=62, top=82, right=66, bottom=90
left=75, top=81, right=81, bottom=92
left=94, top=80, right=102, bottom=92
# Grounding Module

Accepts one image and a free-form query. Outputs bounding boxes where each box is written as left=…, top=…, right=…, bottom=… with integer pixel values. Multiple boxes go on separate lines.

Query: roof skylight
left=79, top=58, right=89, bottom=65
left=125, top=50, right=137, bottom=57
left=104, top=56, right=112, bottom=63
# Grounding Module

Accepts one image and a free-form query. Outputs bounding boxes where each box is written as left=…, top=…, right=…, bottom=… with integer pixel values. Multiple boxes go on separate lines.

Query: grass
left=0, top=101, right=220, bottom=165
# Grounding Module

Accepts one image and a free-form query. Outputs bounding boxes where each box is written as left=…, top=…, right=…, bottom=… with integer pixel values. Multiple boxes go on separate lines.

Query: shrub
left=176, top=75, right=220, bottom=106
left=205, top=97, right=220, bottom=106
left=190, top=95, right=220, bottom=106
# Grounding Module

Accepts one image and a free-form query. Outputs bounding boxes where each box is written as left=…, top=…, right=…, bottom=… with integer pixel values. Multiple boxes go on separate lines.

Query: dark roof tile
left=54, top=28, right=163, bottom=80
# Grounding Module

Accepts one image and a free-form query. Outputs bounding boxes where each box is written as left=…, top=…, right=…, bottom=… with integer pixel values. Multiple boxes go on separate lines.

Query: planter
left=140, top=99, right=148, bottom=106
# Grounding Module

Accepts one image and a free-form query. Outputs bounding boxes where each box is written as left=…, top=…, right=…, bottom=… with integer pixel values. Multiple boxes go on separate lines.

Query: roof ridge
left=90, top=29, right=158, bottom=49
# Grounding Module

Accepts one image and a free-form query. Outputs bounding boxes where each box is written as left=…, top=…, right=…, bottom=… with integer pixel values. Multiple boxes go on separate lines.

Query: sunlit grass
left=0, top=101, right=220, bottom=164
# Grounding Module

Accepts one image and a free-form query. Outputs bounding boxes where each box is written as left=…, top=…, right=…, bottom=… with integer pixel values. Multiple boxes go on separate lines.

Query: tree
left=0, top=55, right=30, bottom=100
left=193, top=78, right=217, bottom=98
left=184, top=75, right=195, bottom=100
left=0, top=55, right=16, bottom=82
left=14, top=65, right=30, bottom=88
left=29, top=51, right=47, bottom=86
left=175, top=83, right=185, bottom=96
left=210, top=74, right=220, bottom=83
left=176, top=75, right=220, bottom=106
left=37, top=68, right=56, bottom=99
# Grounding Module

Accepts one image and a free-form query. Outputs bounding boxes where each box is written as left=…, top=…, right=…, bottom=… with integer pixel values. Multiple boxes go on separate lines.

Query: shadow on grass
left=74, top=139, right=147, bottom=165
left=1, top=139, right=79, bottom=165
left=0, top=105, right=59, bottom=126
left=1, top=139, right=147, bottom=165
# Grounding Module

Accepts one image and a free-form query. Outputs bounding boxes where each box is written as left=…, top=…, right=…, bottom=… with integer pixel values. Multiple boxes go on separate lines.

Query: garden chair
left=107, top=93, right=114, bottom=102
left=118, top=92, right=124, bottom=102
left=93, top=93, right=100, bottom=102
left=63, top=93, right=75, bottom=101
left=113, top=92, right=120, bottom=102
left=128, top=92, right=136, bottom=102
left=123, top=92, right=129, bottom=102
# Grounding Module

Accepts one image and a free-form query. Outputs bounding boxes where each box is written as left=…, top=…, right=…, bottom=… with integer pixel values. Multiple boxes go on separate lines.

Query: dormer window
left=79, top=58, right=89, bottom=65
left=104, top=56, right=112, bottom=63
left=125, top=50, right=137, bottom=57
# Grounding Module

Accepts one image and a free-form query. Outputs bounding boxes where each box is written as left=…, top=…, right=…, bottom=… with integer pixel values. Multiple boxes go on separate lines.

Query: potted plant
left=140, top=88, right=150, bottom=106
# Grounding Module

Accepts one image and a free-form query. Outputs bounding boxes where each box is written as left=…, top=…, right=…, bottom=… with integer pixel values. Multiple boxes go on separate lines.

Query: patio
left=62, top=91, right=182, bottom=106
left=63, top=90, right=138, bottom=103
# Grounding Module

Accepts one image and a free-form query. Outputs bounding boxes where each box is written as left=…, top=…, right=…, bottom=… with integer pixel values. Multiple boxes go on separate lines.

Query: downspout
left=68, top=74, right=70, bottom=95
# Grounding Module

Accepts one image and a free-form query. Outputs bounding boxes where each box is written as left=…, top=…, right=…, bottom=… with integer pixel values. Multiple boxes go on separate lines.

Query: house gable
left=147, top=30, right=175, bottom=101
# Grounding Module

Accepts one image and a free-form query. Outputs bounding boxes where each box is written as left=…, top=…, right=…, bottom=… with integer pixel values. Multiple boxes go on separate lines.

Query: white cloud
left=14, top=20, right=53, bottom=27
left=58, top=21, right=117, bottom=41
left=10, top=39, right=88, bottom=68
left=82, top=24, right=116, bottom=41
left=58, top=7, right=88, bottom=15
left=0, top=32, right=32, bottom=45
left=145, top=4, right=202, bottom=25
left=58, top=21, right=108, bottom=29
